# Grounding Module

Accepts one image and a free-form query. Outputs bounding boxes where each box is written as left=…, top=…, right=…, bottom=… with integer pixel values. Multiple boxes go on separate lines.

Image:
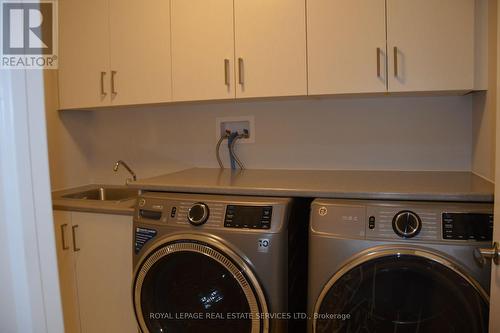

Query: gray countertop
left=128, top=168, right=494, bottom=202
left=52, top=184, right=136, bottom=216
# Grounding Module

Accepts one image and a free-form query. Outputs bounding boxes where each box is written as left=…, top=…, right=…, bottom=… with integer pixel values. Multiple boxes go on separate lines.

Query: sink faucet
left=113, top=160, right=137, bottom=183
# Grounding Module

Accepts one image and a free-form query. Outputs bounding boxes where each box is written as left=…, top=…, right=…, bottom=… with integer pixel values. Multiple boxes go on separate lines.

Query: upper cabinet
left=171, top=0, right=307, bottom=102
left=59, top=0, right=110, bottom=109
left=386, top=0, right=474, bottom=92
left=234, top=0, right=307, bottom=98
left=59, top=0, right=480, bottom=109
left=307, top=0, right=387, bottom=95
left=171, top=0, right=235, bottom=102
left=59, top=0, right=172, bottom=109
left=307, top=0, right=475, bottom=95
left=108, top=0, right=172, bottom=106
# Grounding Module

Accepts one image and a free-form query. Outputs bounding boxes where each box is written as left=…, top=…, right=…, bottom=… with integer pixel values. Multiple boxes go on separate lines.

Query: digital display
left=224, top=205, right=272, bottom=229
left=442, top=213, right=493, bottom=241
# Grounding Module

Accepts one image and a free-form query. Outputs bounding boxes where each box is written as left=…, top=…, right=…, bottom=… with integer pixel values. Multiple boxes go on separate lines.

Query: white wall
left=49, top=95, right=474, bottom=186
left=45, top=71, right=91, bottom=189
left=473, top=91, right=497, bottom=182
left=472, top=0, right=497, bottom=182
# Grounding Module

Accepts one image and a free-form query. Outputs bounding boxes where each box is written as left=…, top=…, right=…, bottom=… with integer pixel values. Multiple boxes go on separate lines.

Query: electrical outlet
left=216, top=116, right=255, bottom=144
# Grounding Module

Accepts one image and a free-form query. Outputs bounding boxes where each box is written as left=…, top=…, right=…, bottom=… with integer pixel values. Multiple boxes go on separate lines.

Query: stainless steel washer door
left=313, top=246, right=489, bottom=333
left=133, top=234, right=269, bottom=333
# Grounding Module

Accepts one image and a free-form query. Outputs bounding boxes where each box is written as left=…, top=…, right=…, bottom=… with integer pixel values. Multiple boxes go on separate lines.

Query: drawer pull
left=72, top=225, right=80, bottom=252
left=376, top=47, right=381, bottom=77
left=111, top=70, right=117, bottom=95
left=238, top=58, right=244, bottom=85
left=393, top=46, right=399, bottom=77
left=224, top=59, right=230, bottom=86
left=100, top=71, right=107, bottom=97
left=60, top=223, right=69, bottom=250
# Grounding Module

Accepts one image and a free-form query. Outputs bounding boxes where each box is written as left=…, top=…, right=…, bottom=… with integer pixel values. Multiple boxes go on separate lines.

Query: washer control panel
left=134, top=192, right=289, bottom=233
left=224, top=205, right=273, bottom=229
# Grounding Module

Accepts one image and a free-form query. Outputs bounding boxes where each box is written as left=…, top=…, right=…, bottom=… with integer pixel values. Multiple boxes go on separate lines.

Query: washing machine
left=132, top=192, right=296, bottom=333
left=308, top=199, right=493, bottom=333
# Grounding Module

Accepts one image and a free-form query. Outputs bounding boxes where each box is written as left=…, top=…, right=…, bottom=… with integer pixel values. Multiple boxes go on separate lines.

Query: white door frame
left=490, top=2, right=500, bottom=331
left=0, top=67, right=64, bottom=332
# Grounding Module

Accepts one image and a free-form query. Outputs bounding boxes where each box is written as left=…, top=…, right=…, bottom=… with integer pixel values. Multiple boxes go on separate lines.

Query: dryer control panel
left=311, top=199, right=494, bottom=243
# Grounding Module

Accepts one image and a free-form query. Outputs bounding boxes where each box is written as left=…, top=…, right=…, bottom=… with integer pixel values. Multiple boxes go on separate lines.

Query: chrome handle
left=100, top=72, right=107, bottom=97
left=393, top=46, right=398, bottom=77
left=238, top=58, right=244, bottom=85
left=224, top=59, right=230, bottom=86
left=475, top=242, right=499, bottom=265
left=376, top=47, right=381, bottom=77
left=71, top=225, right=80, bottom=252
left=111, top=70, right=117, bottom=95
left=60, top=223, right=69, bottom=250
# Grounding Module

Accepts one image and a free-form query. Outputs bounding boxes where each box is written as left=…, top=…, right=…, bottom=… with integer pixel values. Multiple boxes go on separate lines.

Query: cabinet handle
left=60, top=223, right=69, bottom=250
left=224, top=59, right=230, bottom=86
left=71, top=225, right=80, bottom=252
left=238, top=58, right=244, bottom=85
left=393, top=46, right=398, bottom=77
left=100, top=72, right=107, bottom=97
left=111, top=70, right=117, bottom=95
left=376, top=47, right=381, bottom=77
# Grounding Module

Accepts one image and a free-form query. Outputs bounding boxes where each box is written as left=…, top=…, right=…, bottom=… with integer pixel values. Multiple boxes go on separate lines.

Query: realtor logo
left=1, top=0, right=58, bottom=69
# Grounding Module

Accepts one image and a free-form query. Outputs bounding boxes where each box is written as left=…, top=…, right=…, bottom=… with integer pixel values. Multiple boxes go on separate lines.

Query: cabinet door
left=72, top=212, right=136, bottom=333
left=53, top=211, right=81, bottom=333
left=109, top=0, right=172, bottom=106
left=386, top=0, right=474, bottom=92
left=307, top=0, right=387, bottom=95
left=58, top=0, right=110, bottom=109
left=171, top=0, right=235, bottom=102
left=234, top=0, right=307, bottom=98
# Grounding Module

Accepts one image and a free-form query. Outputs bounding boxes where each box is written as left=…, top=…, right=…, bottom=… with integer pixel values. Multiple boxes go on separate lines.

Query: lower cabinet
left=53, top=210, right=137, bottom=333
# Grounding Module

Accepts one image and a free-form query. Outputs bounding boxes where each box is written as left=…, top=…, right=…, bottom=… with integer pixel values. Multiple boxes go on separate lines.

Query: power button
left=369, top=216, right=376, bottom=229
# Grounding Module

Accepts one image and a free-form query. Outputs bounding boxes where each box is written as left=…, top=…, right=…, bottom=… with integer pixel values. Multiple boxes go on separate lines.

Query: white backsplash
left=55, top=95, right=474, bottom=186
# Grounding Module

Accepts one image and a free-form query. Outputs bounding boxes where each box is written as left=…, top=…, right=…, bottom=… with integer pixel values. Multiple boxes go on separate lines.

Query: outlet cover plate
left=216, top=116, right=255, bottom=144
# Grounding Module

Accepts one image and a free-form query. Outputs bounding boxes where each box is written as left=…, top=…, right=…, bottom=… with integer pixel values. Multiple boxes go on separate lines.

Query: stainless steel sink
left=62, top=187, right=138, bottom=202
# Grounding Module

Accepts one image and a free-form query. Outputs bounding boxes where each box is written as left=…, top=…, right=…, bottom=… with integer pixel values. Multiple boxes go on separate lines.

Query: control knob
left=392, top=211, right=421, bottom=238
left=188, top=203, right=210, bottom=226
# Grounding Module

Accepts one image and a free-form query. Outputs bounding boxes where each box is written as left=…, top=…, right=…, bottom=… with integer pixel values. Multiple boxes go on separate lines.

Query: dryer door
left=313, top=249, right=489, bottom=333
left=133, top=235, right=268, bottom=333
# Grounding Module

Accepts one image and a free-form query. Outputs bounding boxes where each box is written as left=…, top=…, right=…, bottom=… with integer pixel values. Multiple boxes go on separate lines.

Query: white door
left=1, top=69, right=64, bottom=332
left=109, top=0, right=172, bottom=106
left=58, top=0, right=111, bottom=109
left=234, top=0, right=307, bottom=98
left=53, top=211, right=81, bottom=333
left=72, top=212, right=136, bottom=333
left=386, top=0, right=474, bottom=92
left=490, top=7, right=500, bottom=328
left=492, top=189, right=500, bottom=331
left=307, top=0, right=387, bottom=95
left=171, top=0, right=235, bottom=102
